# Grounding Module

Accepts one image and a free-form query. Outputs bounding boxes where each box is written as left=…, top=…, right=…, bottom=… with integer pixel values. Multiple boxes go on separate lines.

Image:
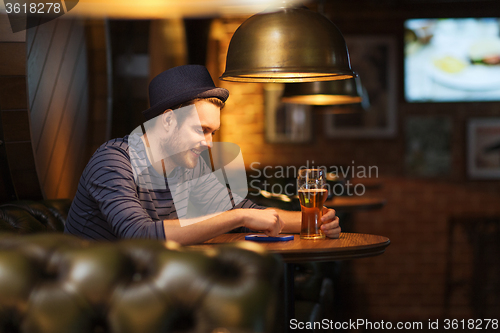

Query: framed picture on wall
left=324, top=35, right=397, bottom=138
left=264, top=83, right=313, bottom=143
left=467, top=118, right=500, bottom=179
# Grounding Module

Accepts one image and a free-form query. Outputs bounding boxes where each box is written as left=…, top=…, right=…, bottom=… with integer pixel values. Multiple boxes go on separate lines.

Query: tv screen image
left=405, top=18, right=500, bottom=102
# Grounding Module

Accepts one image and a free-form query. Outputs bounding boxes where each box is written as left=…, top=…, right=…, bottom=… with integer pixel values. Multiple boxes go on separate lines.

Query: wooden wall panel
left=27, top=18, right=90, bottom=200
left=29, top=19, right=74, bottom=143
left=4, top=142, right=42, bottom=199
left=27, top=19, right=57, bottom=106
left=42, top=43, right=88, bottom=197
left=0, top=15, right=93, bottom=202
left=0, top=12, right=43, bottom=202
left=0, top=14, right=26, bottom=42
left=0, top=43, right=26, bottom=75
left=0, top=110, right=31, bottom=142
left=33, top=21, right=84, bottom=178
left=0, top=76, right=27, bottom=110
left=26, top=24, right=38, bottom=57
left=55, top=84, right=89, bottom=198
left=30, top=22, right=80, bottom=144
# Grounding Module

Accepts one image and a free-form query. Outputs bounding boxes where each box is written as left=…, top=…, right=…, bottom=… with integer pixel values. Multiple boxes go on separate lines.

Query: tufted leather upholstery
left=0, top=199, right=332, bottom=330
left=0, top=199, right=70, bottom=234
left=0, top=233, right=282, bottom=333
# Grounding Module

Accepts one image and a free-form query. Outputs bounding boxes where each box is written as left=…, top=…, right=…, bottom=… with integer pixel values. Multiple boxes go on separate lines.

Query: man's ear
left=161, top=110, right=175, bottom=131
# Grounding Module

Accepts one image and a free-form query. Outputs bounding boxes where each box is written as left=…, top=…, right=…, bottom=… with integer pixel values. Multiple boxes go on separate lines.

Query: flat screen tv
left=404, top=18, right=500, bottom=102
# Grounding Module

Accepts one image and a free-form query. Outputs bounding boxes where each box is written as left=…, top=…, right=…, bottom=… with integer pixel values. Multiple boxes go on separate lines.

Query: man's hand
left=242, top=209, right=283, bottom=237
left=320, top=207, right=341, bottom=239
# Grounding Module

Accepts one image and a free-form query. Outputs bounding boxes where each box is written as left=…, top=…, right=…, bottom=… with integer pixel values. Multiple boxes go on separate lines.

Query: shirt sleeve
left=232, top=197, right=266, bottom=210
left=84, top=145, right=166, bottom=240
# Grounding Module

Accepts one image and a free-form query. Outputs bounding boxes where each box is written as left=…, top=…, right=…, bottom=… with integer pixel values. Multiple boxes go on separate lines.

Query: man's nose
left=201, top=133, right=213, bottom=148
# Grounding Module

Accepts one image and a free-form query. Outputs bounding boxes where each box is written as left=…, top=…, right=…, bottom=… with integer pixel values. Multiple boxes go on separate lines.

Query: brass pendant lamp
left=282, top=76, right=363, bottom=105
left=219, top=2, right=355, bottom=83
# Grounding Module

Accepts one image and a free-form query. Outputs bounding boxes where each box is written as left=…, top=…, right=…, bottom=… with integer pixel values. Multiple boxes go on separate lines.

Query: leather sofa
left=0, top=201, right=282, bottom=333
left=0, top=199, right=70, bottom=234
left=0, top=199, right=337, bottom=331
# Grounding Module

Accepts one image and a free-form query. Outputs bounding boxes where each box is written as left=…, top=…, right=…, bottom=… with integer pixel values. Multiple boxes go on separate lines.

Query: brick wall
left=350, top=177, right=500, bottom=323
left=209, top=15, right=500, bottom=325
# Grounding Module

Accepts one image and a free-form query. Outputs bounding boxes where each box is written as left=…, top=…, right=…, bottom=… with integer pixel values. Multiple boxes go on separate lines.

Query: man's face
left=163, top=100, right=221, bottom=169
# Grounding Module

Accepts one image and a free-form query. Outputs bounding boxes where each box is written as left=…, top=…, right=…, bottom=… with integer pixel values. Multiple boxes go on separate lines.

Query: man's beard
left=160, top=134, right=199, bottom=170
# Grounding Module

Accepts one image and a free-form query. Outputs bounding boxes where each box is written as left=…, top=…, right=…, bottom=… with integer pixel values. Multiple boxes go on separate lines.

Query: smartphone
left=244, top=235, right=294, bottom=242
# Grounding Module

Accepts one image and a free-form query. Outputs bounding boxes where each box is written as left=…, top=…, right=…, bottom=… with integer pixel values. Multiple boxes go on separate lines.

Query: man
left=65, top=65, right=340, bottom=245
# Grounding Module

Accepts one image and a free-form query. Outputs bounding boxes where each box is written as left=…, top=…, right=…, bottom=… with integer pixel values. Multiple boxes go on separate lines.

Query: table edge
left=192, top=232, right=390, bottom=262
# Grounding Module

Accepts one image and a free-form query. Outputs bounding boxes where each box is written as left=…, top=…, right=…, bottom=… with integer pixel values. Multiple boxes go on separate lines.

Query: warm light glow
left=260, top=190, right=292, bottom=202
left=220, top=73, right=354, bottom=83
left=282, top=94, right=362, bottom=105
left=67, top=0, right=304, bottom=18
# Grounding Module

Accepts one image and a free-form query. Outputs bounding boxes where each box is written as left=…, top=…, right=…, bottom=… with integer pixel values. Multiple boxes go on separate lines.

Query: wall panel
left=42, top=44, right=88, bottom=197
left=34, top=23, right=85, bottom=183
left=0, top=43, right=26, bottom=75
left=27, top=18, right=89, bottom=200
left=27, top=19, right=57, bottom=106
left=1, top=14, right=90, bottom=202
left=29, top=19, right=74, bottom=144
left=56, top=83, right=89, bottom=198
left=0, top=13, right=42, bottom=202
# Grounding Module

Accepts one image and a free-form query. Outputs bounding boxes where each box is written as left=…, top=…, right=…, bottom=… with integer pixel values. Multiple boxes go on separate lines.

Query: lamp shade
left=69, top=0, right=304, bottom=19
left=282, top=76, right=363, bottom=105
left=219, top=4, right=355, bottom=83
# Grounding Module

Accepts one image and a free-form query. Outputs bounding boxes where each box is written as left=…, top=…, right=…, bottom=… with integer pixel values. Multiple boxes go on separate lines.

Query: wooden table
left=324, top=196, right=387, bottom=212
left=194, top=232, right=390, bottom=263
left=192, top=232, right=390, bottom=331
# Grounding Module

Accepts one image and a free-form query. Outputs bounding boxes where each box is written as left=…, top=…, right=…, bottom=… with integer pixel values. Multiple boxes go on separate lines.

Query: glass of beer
left=297, top=168, right=328, bottom=240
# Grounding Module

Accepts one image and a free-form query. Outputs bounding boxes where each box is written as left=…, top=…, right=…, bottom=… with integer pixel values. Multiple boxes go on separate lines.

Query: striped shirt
left=65, top=135, right=262, bottom=240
